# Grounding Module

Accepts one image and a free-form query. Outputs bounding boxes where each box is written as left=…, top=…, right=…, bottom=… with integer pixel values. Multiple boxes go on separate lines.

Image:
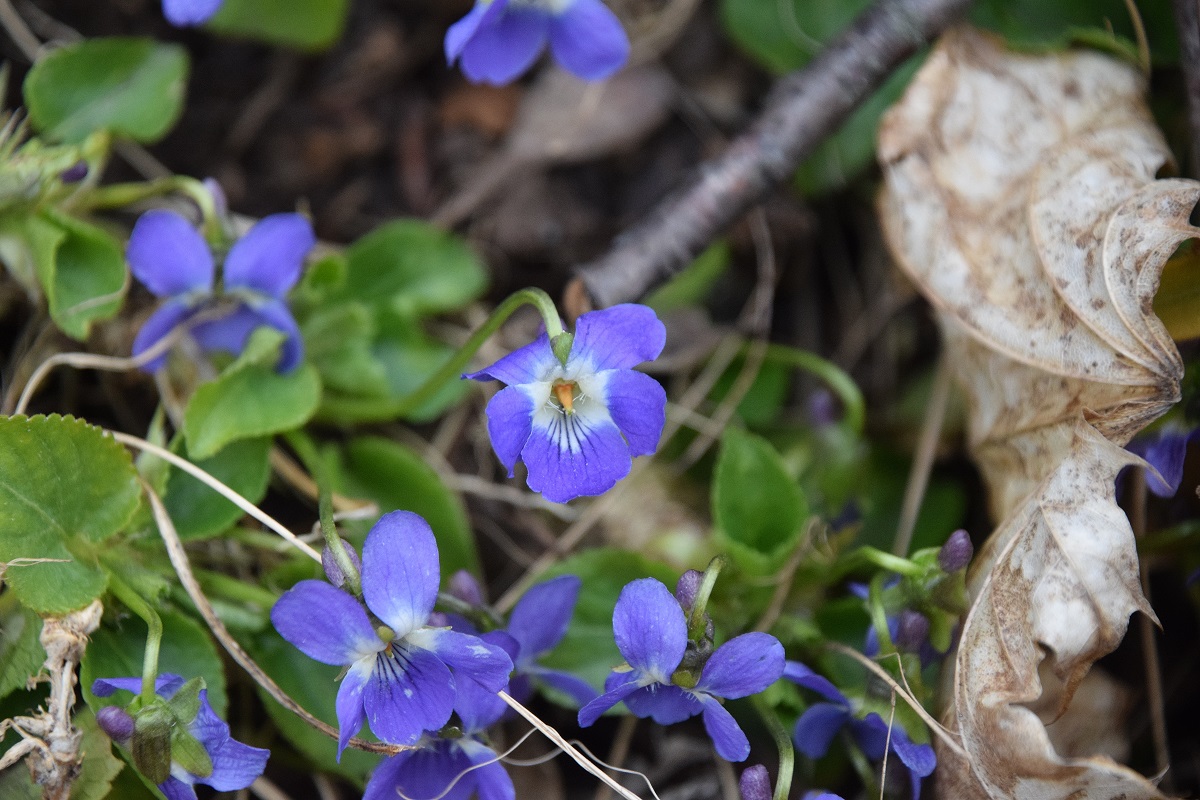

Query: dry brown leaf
left=878, top=27, right=1199, bottom=800
left=879, top=28, right=1198, bottom=519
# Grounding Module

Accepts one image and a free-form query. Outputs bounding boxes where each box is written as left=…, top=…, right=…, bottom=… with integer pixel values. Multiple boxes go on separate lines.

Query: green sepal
left=169, top=727, right=213, bottom=779
left=131, top=701, right=174, bottom=785
left=164, top=677, right=205, bottom=726
left=551, top=332, right=574, bottom=367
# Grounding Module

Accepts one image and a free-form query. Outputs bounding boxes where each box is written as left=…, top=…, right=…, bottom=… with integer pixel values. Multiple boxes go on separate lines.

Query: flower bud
left=322, top=539, right=361, bottom=588
left=675, top=570, right=703, bottom=610
left=96, top=705, right=135, bottom=742
left=203, top=177, right=228, bottom=218
left=448, top=570, right=484, bottom=607
left=739, top=764, right=771, bottom=800
left=938, top=529, right=973, bottom=573
left=895, top=610, right=931, bottom=653
left=59, top=160, right=89, bottom=184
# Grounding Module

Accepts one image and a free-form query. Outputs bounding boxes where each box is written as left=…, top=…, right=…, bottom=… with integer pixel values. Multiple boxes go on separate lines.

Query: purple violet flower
left=270, top=511, right=514, bottom=758
left=93, top=674, right=268, bottom=800
left=445, top=0, right=630, bottom=85
left=441, top=571, right=598, bottom=708
left=128, top=209, right=313, bottom=373
left=784, top=662, right=936, bottom=800
left=504, top=575, right=598, bottom=707
left=1126, top=421, right=1199, bottom=498
left=163, top=0, right=224, bottom=26
left=465, top=303, right=667, bottom=503
left=363, top=632, right=516, bottom=800
left=578, top=578, right=784, bottom=762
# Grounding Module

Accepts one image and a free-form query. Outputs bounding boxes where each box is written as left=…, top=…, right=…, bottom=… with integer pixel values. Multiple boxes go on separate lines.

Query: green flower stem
left=762, top=343, right=865, bottom=435
left=193, top=568, right=281, bottom=610
left=832, top=546, right=923, bottom=581
left=687, top=556, right=725, bottom=640
left=106, top=572, right=163, bottom=704
left=751, top=694, right=794, bottom=800
left=391, top=288, right=565, bottom=418
left=73, top=175, right=220, bottom=239
left=867, top=572, right=896, bottom=654
left=282, top=429, right=362, bottom=596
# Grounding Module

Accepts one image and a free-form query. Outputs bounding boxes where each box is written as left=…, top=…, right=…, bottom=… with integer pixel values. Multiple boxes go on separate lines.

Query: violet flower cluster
left=446, top=0, right=629, bottom=85
left=786, top=662, right=936, bottom=800
left=270, top=511, right=514, bottom=757
left=466, top=303, right=667, bottom=503
left=128, top=209, right=313, bottom=373
left=578, top=576, right=784, bottom=762
left=93, top=674, right=268, bottom=800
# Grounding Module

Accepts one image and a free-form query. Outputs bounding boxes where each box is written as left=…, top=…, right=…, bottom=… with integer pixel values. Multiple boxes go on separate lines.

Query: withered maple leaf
left=878, top=27, right=1199, bottom=800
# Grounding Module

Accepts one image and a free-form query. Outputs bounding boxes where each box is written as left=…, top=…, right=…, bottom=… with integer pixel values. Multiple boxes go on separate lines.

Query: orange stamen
left=554, top=382, right=575, bottom=412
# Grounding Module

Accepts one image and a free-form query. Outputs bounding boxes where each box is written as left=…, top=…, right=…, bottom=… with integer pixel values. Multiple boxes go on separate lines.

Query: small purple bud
left=96, top=705, right=135, bottom=742
left=59, top=160, right=89, bottom=184
left=938, top=529, right=973, bottom=572
left=448, top=570, right=485, bottom=607
left=321, top=539, right=361, bottom=588
left=203, top=177, right=228, bottom=218
left=895, top=610, right=931, bottom=653
left=675, top=570, right=703, bottom=610
left=807, top=388, right=841, bottom=427
left=739, top=764, right=771, bottom=800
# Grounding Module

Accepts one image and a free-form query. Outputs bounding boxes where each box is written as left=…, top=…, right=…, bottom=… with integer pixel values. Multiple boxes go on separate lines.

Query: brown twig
left=1174, top=0, right=1200, bottom=177
left=574, top=0, right=972, bottom=308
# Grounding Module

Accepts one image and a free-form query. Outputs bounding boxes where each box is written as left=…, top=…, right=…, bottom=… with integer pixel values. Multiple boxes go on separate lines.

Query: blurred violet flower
left=578, top=578, right=784, bottom=762
left=445, top=0, right=630, bottom=85
left=270, top=511, right=514, bottom=758
left=785, top=662, right=936, bottom=800
left=129, top=209, right=313, bottom=373
left=465, top=303, right=667, bottom=503
left=93, top=674, right=268, bottom=800
left=506, top=575, right=598, bottom=706
left=442, top=571, right=598, bottom=708
left=1126, top=421, right=1199, bottom=498
left=163, top=0, right=223, bottom=26
left=363, top=633, right=516, bottom=800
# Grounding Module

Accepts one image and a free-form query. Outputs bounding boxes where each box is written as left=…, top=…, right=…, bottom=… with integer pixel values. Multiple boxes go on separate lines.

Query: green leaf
left=0, top=603, right=43, bottom=700
left=339, top=220, right=488, bottom=318
left=82, top=607, right=228, bottom=718
left=331, top=437, right=479, bottom=576
left=183, top=330, right=321, bottom=459
left=23, top=38, right=188, bottom=144
left=36, top=211, right=127, bottom=340
left=164, top=436, right=271, bottom=540
left=208, top=0, right=350, bottom=51
left=247, top=628, right=378, bottom=784
left=0, top=415, right=140, bottom=613
left=713, top=429, right=807, bottom=574
left=538, top=548, right=679, bottom=692
left=969, top=0, right=1179, bottom=64
left=300, top=302, right=389, bottom=397
left=317, top=325, right=468, bottom=423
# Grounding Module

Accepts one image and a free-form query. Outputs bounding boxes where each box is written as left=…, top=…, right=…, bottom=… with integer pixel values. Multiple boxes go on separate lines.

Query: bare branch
left=574, top=0, right=972, bottom=308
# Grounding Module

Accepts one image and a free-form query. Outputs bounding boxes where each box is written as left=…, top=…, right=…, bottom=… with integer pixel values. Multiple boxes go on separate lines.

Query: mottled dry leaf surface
left=877, top=27, right=1200, bottom=800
